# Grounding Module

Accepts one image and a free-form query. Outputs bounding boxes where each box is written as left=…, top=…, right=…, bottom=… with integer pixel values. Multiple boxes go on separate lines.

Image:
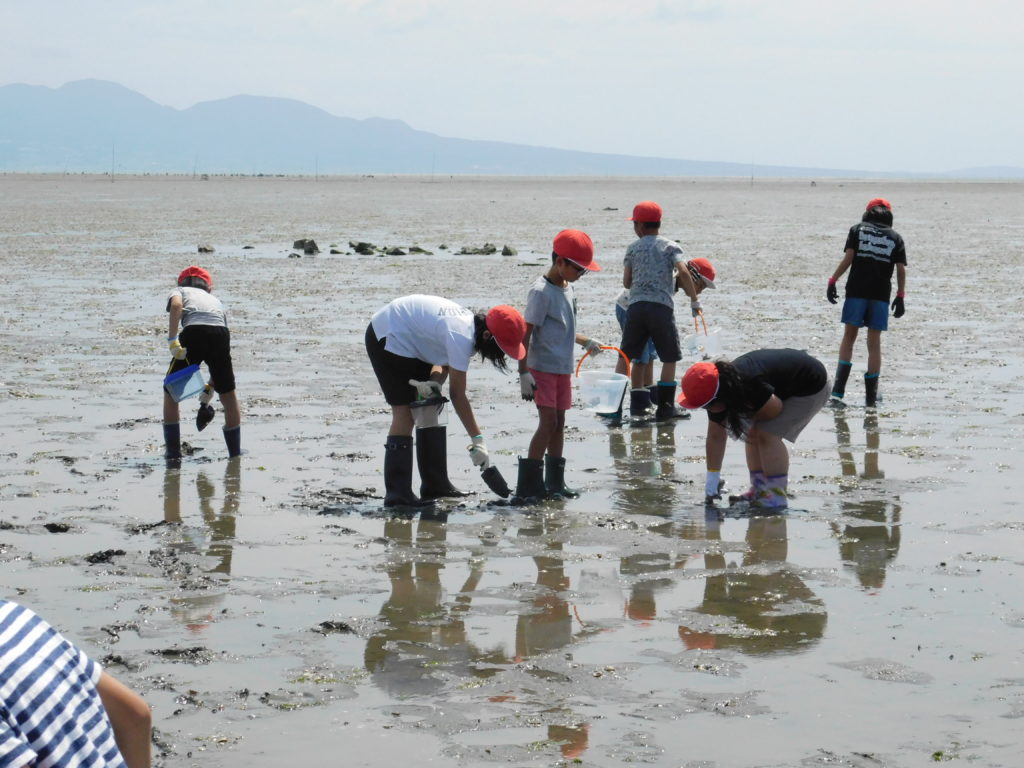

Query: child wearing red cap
left=618, top=201, right=704, bottom=421
left=826, top=198, right=907, bottom=407
left=163, top=266, right=242, bottom=461
left=678, top=349, right=829, bottom=509
left=515, top=230, right=603, bottom=501
left=366, top=295, right=527, bottom=507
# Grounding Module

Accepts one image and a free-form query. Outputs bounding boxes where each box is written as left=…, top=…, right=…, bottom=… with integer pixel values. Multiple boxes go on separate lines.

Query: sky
left=3, top=0, right=1022, bottom=173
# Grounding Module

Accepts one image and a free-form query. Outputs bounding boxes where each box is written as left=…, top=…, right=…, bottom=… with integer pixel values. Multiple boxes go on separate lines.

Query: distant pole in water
left=315, top=155, right=318, bottom=182
left=192, top=156, right=198, bottom=179
left=111, top=140, right=115, bottom=183
left=750, top=159, right=754, bottom=187
left=431, top=152, right=436, bottom=183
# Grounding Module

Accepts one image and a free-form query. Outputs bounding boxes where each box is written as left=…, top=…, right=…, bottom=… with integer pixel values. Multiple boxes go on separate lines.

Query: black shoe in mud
left=196, top=403, right=216, bottom=432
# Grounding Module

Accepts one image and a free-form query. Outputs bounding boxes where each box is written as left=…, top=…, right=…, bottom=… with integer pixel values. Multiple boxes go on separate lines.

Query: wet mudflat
left=1, top=174, right=1023, bottom=767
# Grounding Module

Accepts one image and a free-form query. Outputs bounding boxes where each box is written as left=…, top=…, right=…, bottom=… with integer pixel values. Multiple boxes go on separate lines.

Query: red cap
left=486, top=305, right=527, bottom=360
left=688, top=257, right=716, bottom=289
left=628, top=201, right=662, bottom=223
left=865, top=197, right=892, bottom=212
left=677, top=361, right=720, bottom=409
left=178, top=266, right=213, bottom=289
left=553, top=229, right=600, bottom=271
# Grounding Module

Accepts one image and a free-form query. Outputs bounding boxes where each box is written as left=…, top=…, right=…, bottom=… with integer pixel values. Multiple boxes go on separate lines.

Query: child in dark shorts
left=163, top=266, right=241, bottom=460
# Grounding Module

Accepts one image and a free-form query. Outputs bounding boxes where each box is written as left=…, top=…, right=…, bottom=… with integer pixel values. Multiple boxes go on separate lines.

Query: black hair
left=862, top=206, right=893, bottom=227
left=473, top=312, right=510, bottom=373
left=179, top=276, right=211, bottom=292
left=637, top=221, right=661, bottom=232
left=712, top=360, right=756, bottom=440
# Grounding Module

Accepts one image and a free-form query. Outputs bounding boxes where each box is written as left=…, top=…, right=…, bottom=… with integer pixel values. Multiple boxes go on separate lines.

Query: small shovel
left=480, top=464, right=511, bottom=498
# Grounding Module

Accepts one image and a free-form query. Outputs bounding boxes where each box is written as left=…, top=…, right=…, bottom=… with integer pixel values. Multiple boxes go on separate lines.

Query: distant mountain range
left=2, top=80, right=1021, bottom=178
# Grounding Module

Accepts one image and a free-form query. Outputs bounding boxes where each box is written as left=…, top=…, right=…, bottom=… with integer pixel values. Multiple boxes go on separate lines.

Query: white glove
left=519, top=372, right=537, bottom=401
left=584, top=339, right=604, bottom=355
left=705, top=470, right=723, bottom=500
left=468, top=435, right=490, bottom=468
left=168, top=337, right=187, bottom=360
left=690, top=299, right=703, bottom=318
left=408, top=379, right=442, bottom=399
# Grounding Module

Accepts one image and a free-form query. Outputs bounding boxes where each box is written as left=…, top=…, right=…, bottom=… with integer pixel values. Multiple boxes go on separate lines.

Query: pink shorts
left=531, top=369, right=573, bottom=410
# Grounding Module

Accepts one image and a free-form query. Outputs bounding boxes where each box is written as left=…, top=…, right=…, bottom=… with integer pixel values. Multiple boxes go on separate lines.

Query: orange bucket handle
left=575, top=345, right=631, bottom=377
left=693, top=312, right=708, bottom=336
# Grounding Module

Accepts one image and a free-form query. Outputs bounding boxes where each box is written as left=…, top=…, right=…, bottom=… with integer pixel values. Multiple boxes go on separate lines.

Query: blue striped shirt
left=1, top=600, right=126, bottom=768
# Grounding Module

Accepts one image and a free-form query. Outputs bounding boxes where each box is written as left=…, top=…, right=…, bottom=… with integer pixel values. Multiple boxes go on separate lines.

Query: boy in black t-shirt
left=826, top=198, right=907, bottom=406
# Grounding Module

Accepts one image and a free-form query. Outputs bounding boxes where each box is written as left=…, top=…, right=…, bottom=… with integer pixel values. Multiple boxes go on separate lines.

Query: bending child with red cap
left=366, top=295, right=527, bottom=507
left=515, top=229, right=604, bottom=501
left=826, top=197, right=908, bottom=407
left=164, top=266, right=242, bottom=460
left=678, top=349, right=830, bottom=509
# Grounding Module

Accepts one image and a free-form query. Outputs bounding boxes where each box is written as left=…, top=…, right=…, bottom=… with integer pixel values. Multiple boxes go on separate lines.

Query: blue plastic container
left=164, top=364, right=205, bottom=402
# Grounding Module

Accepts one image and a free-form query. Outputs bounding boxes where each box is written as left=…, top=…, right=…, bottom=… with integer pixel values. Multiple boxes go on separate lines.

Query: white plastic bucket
left=410, top=396, right=449, bottom=428
left=683, top=327, right=722, bottom=360
left=578, top=371, right=629, bottom=414
left=164, top=364, right=205, bottom=402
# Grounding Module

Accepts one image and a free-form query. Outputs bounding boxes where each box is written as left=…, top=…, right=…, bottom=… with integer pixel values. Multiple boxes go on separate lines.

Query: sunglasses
left=564, top=259, right=586, bottom=275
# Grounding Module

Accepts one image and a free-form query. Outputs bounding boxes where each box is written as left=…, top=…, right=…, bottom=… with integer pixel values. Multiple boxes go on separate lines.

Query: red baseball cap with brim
left=553, top=229, right=600, bottom=271
left=178, top=265, right=212, bottom=288
left=688, top=257, right=716, bottom=289
left=865, top=197, right=892, bottom=212
left=678, top=361, right=720, bottom=408
left=486, top=305, right=527, bottom=360
left=628, top=201, right=662, bottom=223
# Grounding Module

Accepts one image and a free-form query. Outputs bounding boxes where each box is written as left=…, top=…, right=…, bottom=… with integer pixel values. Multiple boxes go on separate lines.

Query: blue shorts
left=621, top=302, right=681, bottom=364
left=615, top=303, right=657, bottom=364
left=841, top=298, right=889, bottom=332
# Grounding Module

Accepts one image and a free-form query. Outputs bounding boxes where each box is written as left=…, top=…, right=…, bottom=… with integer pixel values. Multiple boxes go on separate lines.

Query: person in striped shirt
left=1, top=599, right=151, bottom=768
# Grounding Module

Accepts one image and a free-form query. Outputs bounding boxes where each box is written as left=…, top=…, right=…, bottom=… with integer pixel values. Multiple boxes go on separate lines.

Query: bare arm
left=895, top=262, right=906, bottom=294
left=518, top=325, right=534, bottom=375
left=167, top=294, right=183, bottom=339
left=675, top=261, right=699, bottom=302
left=705, top=419, right=728, bottom=471
left=830, top=248, right=855, bottom=281
left=96, top=672, right=151, bottom=768
left=447, top=368, right=482, bottom=438
left=753, top=394, right=784, bottom=422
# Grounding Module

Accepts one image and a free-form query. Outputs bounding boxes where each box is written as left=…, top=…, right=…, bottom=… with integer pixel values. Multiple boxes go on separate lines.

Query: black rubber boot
left=163, top=422, right=181, bottom=461
left=416, top=426, right=470, bottom=500
left=864, top=373, right=880, bottom=408
left=544, top=454, right=579, bottom=499
left=832, top=360, right=853, bottom=400
left=512, top=457, right=547, bottom=504
left=629, top=388, right=654, bottom=423
left=384, top=435, right=433, bottom=508
left=223, top=425, right=241, bottom=458
left=653, top=383, right=683, bottom=421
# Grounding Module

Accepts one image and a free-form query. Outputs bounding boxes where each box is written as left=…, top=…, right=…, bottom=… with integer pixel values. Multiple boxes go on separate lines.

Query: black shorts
left=365, top=323, right=432, bottom=406
left=620, top=302, right=681, bottom=364
left=166, top=325, right=235, bottom=394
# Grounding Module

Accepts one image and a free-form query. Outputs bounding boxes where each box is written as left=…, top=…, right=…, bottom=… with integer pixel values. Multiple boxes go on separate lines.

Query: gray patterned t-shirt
left=624, top=235, right=685, bottom=308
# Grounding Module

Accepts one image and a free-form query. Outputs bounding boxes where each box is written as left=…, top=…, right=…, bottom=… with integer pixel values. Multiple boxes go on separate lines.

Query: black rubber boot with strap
left=416, top=426, right=470, bottom=500
left=384, top=435, right=433, bottom=508
left=512, top=457, right=547, bottom=504
left=544, top=454, right=579, bottom=499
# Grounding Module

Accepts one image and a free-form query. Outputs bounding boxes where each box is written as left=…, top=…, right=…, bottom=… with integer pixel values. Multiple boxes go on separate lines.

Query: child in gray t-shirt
left=515, top=230, right=603, bottom=501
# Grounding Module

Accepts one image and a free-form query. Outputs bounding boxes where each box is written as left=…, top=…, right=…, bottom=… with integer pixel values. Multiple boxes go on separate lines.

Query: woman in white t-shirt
left=365, top=294, right=526, bottom=507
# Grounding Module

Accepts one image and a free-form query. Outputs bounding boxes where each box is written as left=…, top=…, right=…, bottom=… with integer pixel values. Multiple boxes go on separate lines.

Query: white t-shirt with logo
left=371, top=295, right=475, bottom=372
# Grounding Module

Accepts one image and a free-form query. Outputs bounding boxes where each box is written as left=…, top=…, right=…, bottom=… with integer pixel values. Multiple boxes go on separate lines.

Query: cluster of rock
left=270, top=239, right=522, bottom=258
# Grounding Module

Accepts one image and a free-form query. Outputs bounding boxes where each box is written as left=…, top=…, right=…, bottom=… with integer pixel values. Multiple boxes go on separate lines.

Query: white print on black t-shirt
left=857, top=231, right=897, bottom=262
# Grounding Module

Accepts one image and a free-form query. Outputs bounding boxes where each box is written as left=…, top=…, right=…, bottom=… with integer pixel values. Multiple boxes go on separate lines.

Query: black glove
left=826, top=281, right=838, bottom=304
left=891, top=295, right=905, bottom=318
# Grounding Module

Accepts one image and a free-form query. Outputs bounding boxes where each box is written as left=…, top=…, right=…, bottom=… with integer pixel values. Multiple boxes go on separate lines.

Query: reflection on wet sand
left=364, top=510, right=493, bottom=697
left=679, top=514, right=827, bottom=654
left=608, top=421, right=680, bottom=515
left=161, top=458, right=241, bottom=631
left=832, top=411, right=901, bottom=589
